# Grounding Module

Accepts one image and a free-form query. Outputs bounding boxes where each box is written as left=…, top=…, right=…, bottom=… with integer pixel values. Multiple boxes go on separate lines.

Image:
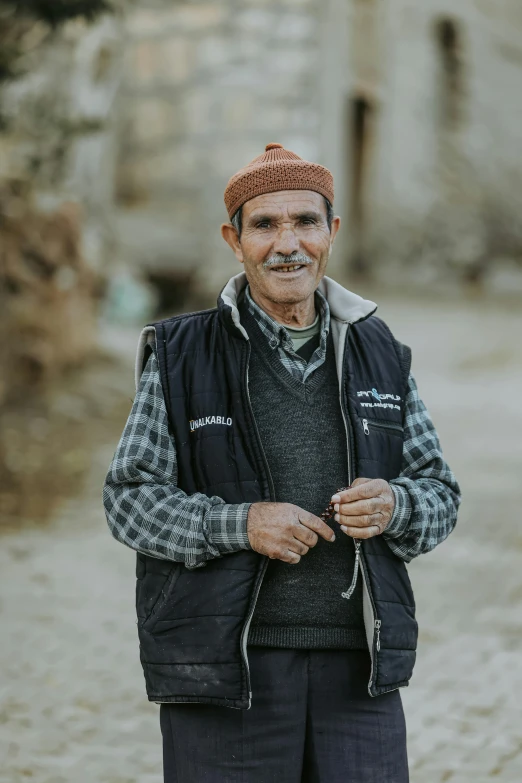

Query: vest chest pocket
left=358, top=416, right=404, bottom=481
left=362, top=418, right=403, bottom=436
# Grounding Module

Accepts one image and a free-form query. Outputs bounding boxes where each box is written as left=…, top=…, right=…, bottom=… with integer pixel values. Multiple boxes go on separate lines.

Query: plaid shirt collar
left=244, top=285, right=330, bottom=382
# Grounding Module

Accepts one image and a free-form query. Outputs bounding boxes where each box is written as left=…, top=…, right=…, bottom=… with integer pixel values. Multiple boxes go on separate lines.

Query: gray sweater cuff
left=208, top=503, right=252, bottom=554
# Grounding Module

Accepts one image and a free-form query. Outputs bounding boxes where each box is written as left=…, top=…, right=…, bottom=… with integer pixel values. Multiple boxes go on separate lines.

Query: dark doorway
left=348, top=94, right=374, bottom=276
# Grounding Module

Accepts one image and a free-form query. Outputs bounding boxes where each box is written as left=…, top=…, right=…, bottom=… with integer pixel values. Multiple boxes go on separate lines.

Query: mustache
left=263, top=252, right=314, bottom=269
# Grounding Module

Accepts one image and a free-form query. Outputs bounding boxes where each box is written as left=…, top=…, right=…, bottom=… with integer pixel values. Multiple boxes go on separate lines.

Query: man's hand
left=332, top=478, right=395, bottom=539
left=247, top=502, right=336, bottom=564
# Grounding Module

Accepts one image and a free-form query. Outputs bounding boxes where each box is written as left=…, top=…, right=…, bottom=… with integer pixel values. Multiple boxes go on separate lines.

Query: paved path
left=1, top=297, right=521, bottom=782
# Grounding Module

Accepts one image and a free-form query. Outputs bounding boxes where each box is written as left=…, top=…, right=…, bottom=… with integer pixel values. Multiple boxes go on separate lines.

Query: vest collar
left=218, top=271, right=377, bottom=338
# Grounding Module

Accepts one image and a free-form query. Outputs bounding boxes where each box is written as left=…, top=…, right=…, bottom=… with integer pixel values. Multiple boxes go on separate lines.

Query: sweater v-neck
left=242, top=304, right=333, bottom=404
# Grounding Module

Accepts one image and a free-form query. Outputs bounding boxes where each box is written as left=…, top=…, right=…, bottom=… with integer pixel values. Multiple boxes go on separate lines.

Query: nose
left=273, top=224, right=300, bottom=256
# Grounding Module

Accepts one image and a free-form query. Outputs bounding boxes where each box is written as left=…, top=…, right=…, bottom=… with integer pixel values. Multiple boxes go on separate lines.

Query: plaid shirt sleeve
left=102, top=353, right=252, bottom=569
left=383, top=373, right=461, bottom=562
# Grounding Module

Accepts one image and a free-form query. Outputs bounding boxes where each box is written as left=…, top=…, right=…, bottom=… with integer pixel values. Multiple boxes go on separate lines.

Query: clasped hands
left=247, top=477, right=395, bottom=564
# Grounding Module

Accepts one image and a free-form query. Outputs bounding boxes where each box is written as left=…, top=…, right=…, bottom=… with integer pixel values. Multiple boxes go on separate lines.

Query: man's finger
left=277, top=548, right=301, bottom=564
left=288, top=539, right=310, bottom=557
left=331, top=479, right=382, bottom=505
left=340, top=523, right=382, bottom=539
left=335, top=498, right=383, bottom=517
left=298, top=511, right=336, bottom=542
left=292, top=524, right=319, bottom=548
left=335, top=512, right=385, bottom=528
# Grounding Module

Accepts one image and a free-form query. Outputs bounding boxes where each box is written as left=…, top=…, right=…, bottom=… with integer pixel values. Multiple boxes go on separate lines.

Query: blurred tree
left=0, top=0, right=112, bottom=82
left=0, top=0, right=120, bottom=404
left=6, top=0, right=110, bottom=24
left=0, top=0, right=123, bottom=522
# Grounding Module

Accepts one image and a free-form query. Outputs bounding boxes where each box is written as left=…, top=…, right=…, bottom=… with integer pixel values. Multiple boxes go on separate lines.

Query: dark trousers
left=160, top=648, right=409, bottom=782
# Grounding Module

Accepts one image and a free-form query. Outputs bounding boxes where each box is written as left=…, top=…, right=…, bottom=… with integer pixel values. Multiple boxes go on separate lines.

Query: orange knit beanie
left=224, top=142, right=334, bottom=219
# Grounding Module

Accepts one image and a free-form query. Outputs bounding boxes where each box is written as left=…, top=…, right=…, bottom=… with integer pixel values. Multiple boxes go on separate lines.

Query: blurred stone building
left=116, top=0, right=522, bottom=298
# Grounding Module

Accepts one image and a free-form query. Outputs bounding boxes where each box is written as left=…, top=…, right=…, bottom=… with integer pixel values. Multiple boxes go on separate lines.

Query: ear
left=221, top=223, right=244, bottom=264
left=329, top=216, right=341, bottom=247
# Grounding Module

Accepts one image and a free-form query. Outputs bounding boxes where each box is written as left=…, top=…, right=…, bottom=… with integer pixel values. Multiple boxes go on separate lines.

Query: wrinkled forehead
left=242, top=190, right=327, bottom=221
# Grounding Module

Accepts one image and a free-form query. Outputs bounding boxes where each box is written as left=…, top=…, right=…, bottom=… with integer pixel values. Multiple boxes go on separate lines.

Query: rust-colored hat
left=224, top=142, right=334, bottom=219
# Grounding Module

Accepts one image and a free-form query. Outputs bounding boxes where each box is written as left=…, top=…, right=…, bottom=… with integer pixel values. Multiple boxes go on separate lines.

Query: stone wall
left=116, top=0, right=522, bottom=295
left=116, top=0, right=324, bottom=294
left=314, top=0, right=522, bottom=288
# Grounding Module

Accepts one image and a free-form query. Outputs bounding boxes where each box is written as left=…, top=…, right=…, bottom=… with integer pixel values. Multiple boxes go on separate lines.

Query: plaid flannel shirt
left=103, top=301, right=461, bottom=569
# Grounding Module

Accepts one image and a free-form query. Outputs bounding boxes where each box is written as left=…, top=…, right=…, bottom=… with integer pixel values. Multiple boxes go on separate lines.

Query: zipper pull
left=375, top=619, right=381, bottom=652
left=362, top=419, right=370, bottom=435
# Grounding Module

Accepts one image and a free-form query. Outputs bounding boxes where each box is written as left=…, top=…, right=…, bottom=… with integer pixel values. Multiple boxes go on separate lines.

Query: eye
left=300, top=218, right=316, bottom=226
left=256, top=220, right=271, bottom=229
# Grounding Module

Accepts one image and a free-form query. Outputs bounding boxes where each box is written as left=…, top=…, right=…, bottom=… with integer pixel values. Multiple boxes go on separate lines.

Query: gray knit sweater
left=241, top=304, right=367, bottom=650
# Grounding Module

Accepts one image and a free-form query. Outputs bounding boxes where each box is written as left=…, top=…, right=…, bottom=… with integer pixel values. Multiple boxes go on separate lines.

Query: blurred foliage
left=0, top=179, right=98, bottom=407
left=0, top=0, right=117, bottom=524
left=0, top=0, right=112, bottom=81
left=0, top=0, right=111, bottom=26
left=0, top=178, right=109, bottom=528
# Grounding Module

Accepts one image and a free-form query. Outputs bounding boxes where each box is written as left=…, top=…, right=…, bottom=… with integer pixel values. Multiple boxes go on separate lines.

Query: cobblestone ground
left=1, top=296, right=521, bottom=783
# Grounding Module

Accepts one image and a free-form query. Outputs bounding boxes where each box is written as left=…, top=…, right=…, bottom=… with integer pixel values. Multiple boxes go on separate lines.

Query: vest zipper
left=339, top=324, right=380, bottom=697
left=362, top=418, right=403, bottom=435
left=240, top=341, right=275, bottom=708
left=338, top=332, right=362, bottom=597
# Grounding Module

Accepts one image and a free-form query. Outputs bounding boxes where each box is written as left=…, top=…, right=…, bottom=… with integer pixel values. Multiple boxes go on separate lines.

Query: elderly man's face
left=222, top=190, right=340, bottom=307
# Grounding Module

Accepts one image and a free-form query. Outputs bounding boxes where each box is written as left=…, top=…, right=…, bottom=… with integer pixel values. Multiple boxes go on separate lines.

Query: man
left=103, top=143, right=460, bottom=782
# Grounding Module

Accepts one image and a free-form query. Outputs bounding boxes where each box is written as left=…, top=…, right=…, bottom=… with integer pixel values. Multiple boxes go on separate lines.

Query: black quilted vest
left=135, top=292, right=418, bottom=709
